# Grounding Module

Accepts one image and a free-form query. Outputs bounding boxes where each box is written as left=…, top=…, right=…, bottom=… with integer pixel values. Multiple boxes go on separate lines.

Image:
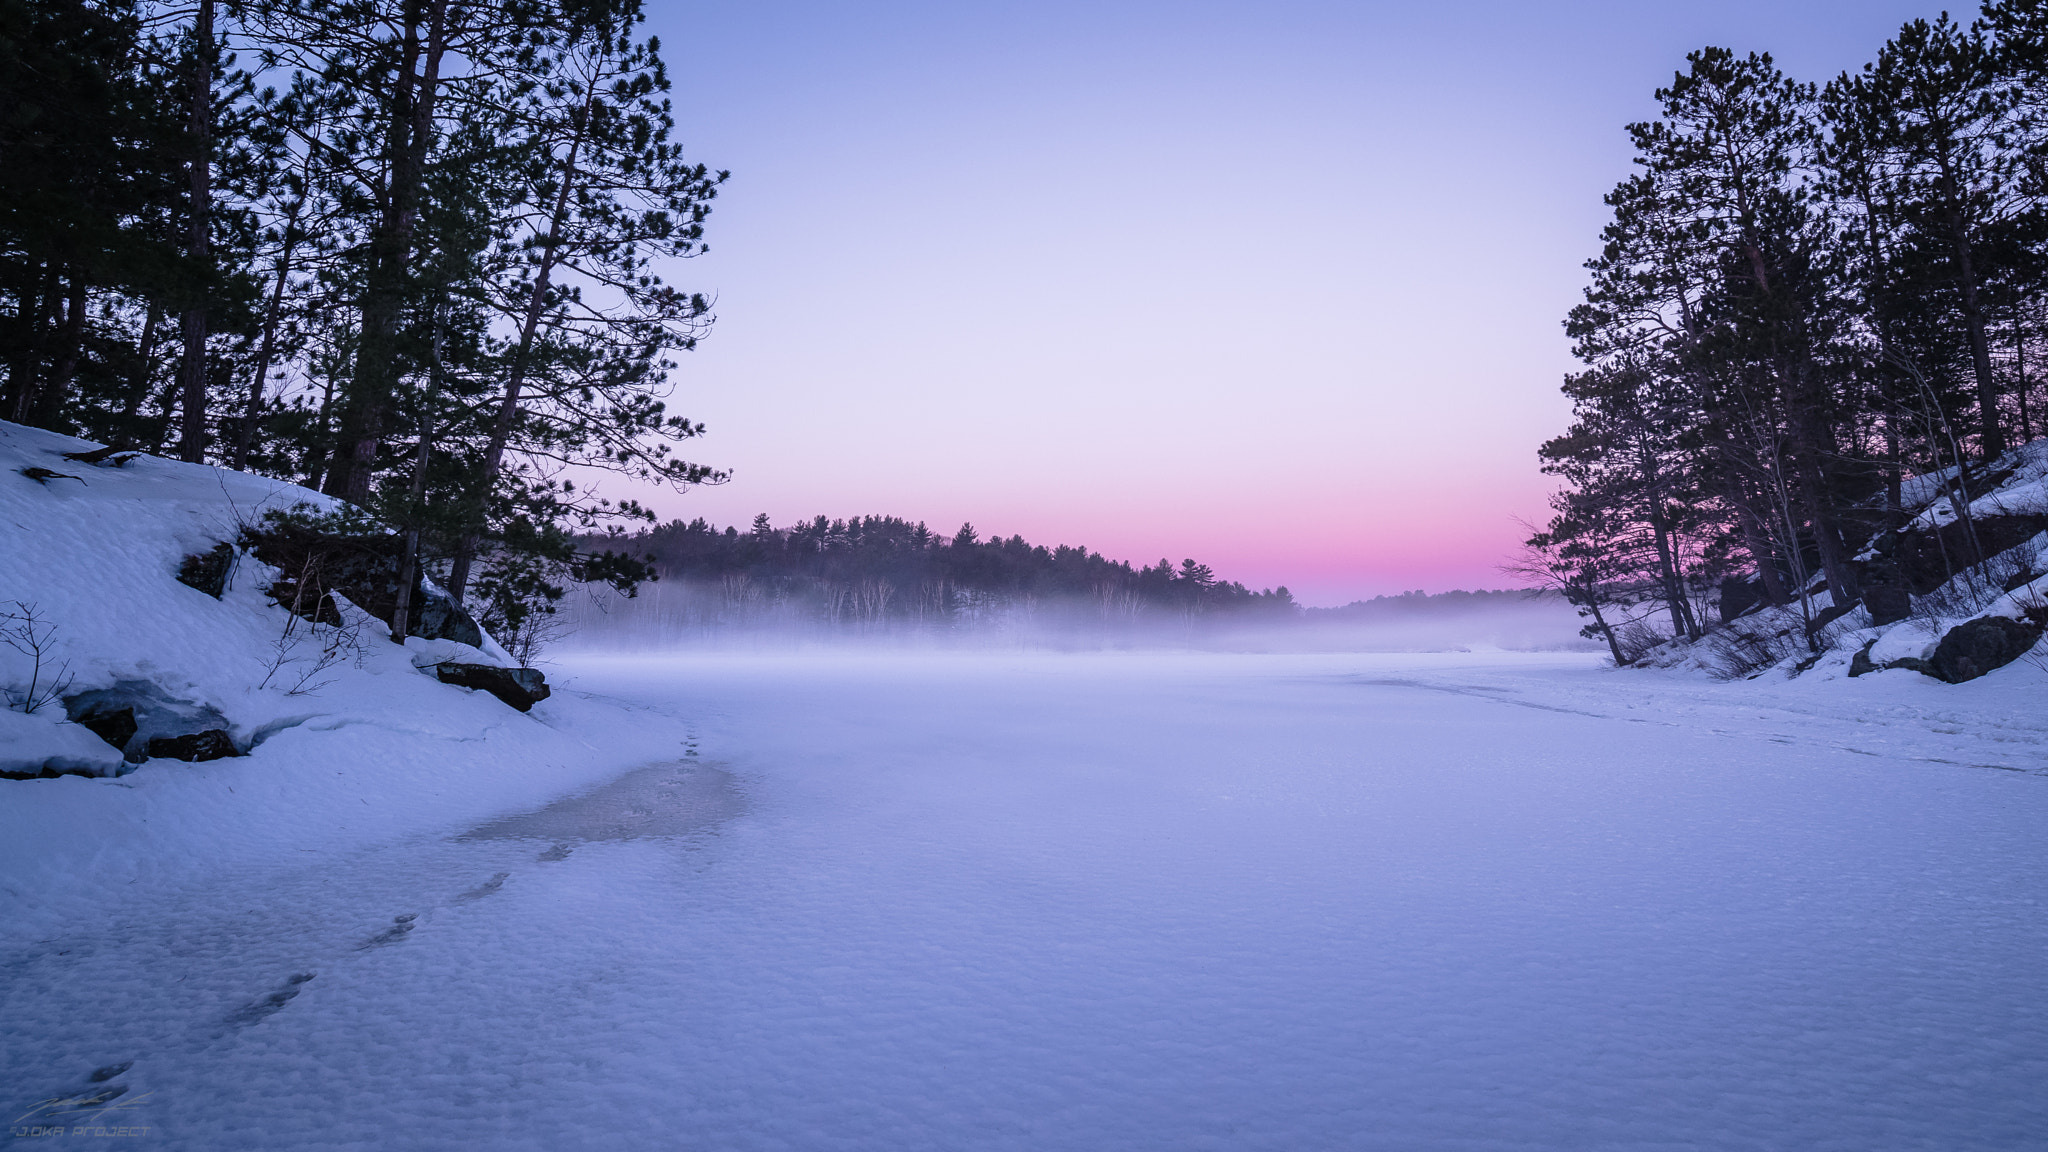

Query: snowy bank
left=0, top=420, right=691, bottom=931
left=1636, top=437, right=2048, bottom=684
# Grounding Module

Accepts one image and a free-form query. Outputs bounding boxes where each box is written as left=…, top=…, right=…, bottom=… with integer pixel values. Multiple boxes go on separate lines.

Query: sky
left=623, top=0, right=1964, bottom=606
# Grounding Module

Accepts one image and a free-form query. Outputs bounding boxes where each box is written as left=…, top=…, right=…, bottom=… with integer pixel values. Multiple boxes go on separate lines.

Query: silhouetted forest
left=3, top=0, right=722, bottom=647
left=1525, top=4, right=2048, bottom=661
left=605, top=514, right=1298, bottom=629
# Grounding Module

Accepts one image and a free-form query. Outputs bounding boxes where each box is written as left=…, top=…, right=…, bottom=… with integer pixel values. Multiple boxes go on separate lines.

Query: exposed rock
left=64, top=681, right=233, bottom=762
left=265, top=581, right=344, bottom=626
left=145, top=729, right=239, bottom=761
left=412, top=587, right=484, bottom=647
left=73, top=705, right=136, bottom=751
left=243, top=520, right=482, bottom=643
left=1848, top=641, right=1879, bottom=678
left=434, top=662, right=550, bottom=711
left=177, top=542, right=236, bottom=598
left=1718, top=578, right=1760, bottom=624
left=61, top=444, right=138, bottom=466
left=1861, top=585, right=1913, bottom=627
left=1854, top=556, right=1914, bottom=626
left=1890, top=513, right=2048, bottom=594
left=1807, top=602, right=1857, bottom=633
left=1926, top=615, right=2042, bottom=684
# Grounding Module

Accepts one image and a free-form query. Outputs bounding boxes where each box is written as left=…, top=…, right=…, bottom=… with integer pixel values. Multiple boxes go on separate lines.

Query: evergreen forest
left=2, top=0, right=722, bottom=645
left=603, top=514, right=1299, bottom=632
left=1529, top=2, right=2048, bottom=661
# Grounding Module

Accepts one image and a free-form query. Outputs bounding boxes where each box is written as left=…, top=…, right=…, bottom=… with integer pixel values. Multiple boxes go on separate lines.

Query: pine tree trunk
left=8, top=268, right=59, bottom=423
left=1936, top=147, right=2006, bottom=460
left=1, top=265, right=37, bottom=419
left=2015, top=315, right=2031, bottom=443
left=391, top=317, right=443, bottom=643
left=232, top=242, right=297, bottom=470
left=1791, top=432, right=1858, bottom=607
left=1957, top=246, right=2004, bottom=459
left=29, top=276, right=88, bottom=425
left=1649, top=510, right=1694, bottom=639
left=306, top=365, right=339, bottom=492
left=1583, top=590, right=1626, bottom=666
left=178, top=0, right=214, bottom=464
left=112, top=299, right=163, bottom=439
left=326, top=0, right=448, bottom=504
left=1884, top=421, right=1903, bottom=531
left=1736, top=503, right=1789, bottom=607
left=448, top=84, right=596, bottom=604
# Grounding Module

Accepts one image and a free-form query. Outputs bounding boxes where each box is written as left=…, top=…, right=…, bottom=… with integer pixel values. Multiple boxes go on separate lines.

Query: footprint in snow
left=223, top=972, right=315, bottom=1027
left=11, top=1070, right=139, bottom=1131
left=359, top=914, right=417, bottom=949
left=457, top=872, right=509, bottom=901
left=537, top=844, right=573, bottom=862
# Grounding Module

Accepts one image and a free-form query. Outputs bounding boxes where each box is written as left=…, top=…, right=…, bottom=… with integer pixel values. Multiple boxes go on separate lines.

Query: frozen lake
left=6, top=651, right=2047, bottom=1149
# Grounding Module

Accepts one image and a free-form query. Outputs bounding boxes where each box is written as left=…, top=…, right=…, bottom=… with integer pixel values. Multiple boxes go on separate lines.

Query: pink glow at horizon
left=611, top=0, right=1958, bottom=607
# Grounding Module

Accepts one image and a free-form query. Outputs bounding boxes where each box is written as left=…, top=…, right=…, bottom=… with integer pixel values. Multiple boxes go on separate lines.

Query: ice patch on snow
left=457, top=760, right=742, bottom=843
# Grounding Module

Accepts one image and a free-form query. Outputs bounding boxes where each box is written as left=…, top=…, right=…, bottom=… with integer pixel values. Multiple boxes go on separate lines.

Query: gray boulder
left=176, top=543, right=236, bottom=599
left=73, top=705, right=137, bottom=751
left=145, top=730, right=239, bottom=762
left=412, top=588, right=484, bottom=647
left=1861, top=585, right=1913, bottom=627
left=65, top=681, right=233, bottom=762
left=434, top=663, right=550, bottom=712
left=1927, top=615, right=2042, bottom=684
left=1718, top=578, right=1760, bottom=623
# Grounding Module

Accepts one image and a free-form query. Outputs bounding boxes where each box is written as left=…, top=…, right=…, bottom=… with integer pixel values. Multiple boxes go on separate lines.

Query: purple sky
left=625, top=0, right=1959, bottom=606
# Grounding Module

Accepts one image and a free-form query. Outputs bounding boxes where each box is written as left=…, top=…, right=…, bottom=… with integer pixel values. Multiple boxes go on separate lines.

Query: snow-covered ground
left=5, top=649, right=2046, bottom=1150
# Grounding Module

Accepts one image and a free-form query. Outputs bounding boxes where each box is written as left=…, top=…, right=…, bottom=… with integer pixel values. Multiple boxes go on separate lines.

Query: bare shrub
left=1699, top=623, right=1801, bottom=680
left=2014, top=587, right=2048, bottom=677
left=0, top=601, right=73, bottom=714
left=255, top=591, right=365, bottom=696
left=2015, top=586, right=2048, bottom=632
left=498, top=607, right=572, bottom=668
left=1613, top=619, right=1668, bottom=665
left=1915, top=548, right=2036, bottom=621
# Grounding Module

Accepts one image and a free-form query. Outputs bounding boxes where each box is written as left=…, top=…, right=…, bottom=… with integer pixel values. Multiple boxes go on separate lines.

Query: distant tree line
left=1525, top=4, right=2048, bottom=663
left=1, top=0, right=723, bottom=642
left=613, top=514, right=1298, bottom=629
left=1306, top=589, right=1541, bottom=620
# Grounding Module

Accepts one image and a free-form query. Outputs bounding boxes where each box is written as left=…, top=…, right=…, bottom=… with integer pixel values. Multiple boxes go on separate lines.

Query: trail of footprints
left=19, top=847, right=567, bottom=1131
left=27, top=739, right=714, bottom=1130
left=23, top=816, right=591, bottom=1132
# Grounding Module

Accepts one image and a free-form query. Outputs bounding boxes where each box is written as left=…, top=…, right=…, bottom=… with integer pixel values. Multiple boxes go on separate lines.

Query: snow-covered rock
left=0, top=419, right=693, bottom=928
left=1905, top=439, right=2048, bottom=529
left=1868, top=619, right=1943, bottom=667
left=0, top=706, right=125, bottom=778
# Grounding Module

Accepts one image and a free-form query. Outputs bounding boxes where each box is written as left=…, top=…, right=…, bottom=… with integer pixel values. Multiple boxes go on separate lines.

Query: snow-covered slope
left=1641, top=438, right=2048, bottom=682
left=0, top=420, right=690, bottom=930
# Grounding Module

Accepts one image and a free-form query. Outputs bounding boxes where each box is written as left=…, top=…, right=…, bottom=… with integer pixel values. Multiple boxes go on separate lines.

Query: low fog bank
left=549, top=583, right=1599, bottom=654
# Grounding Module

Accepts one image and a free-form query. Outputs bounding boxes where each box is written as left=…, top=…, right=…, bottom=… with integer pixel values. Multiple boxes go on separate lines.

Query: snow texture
left=0, top=707, right=123, bottom=777
left=4, top=421, right=2046, bottom=1149
left=4, top=646, right=2046, bottom=1150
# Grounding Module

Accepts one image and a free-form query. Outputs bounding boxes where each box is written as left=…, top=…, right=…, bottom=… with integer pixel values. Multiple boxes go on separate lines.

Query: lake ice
left=4, top=650, right=2045, bottom=1150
